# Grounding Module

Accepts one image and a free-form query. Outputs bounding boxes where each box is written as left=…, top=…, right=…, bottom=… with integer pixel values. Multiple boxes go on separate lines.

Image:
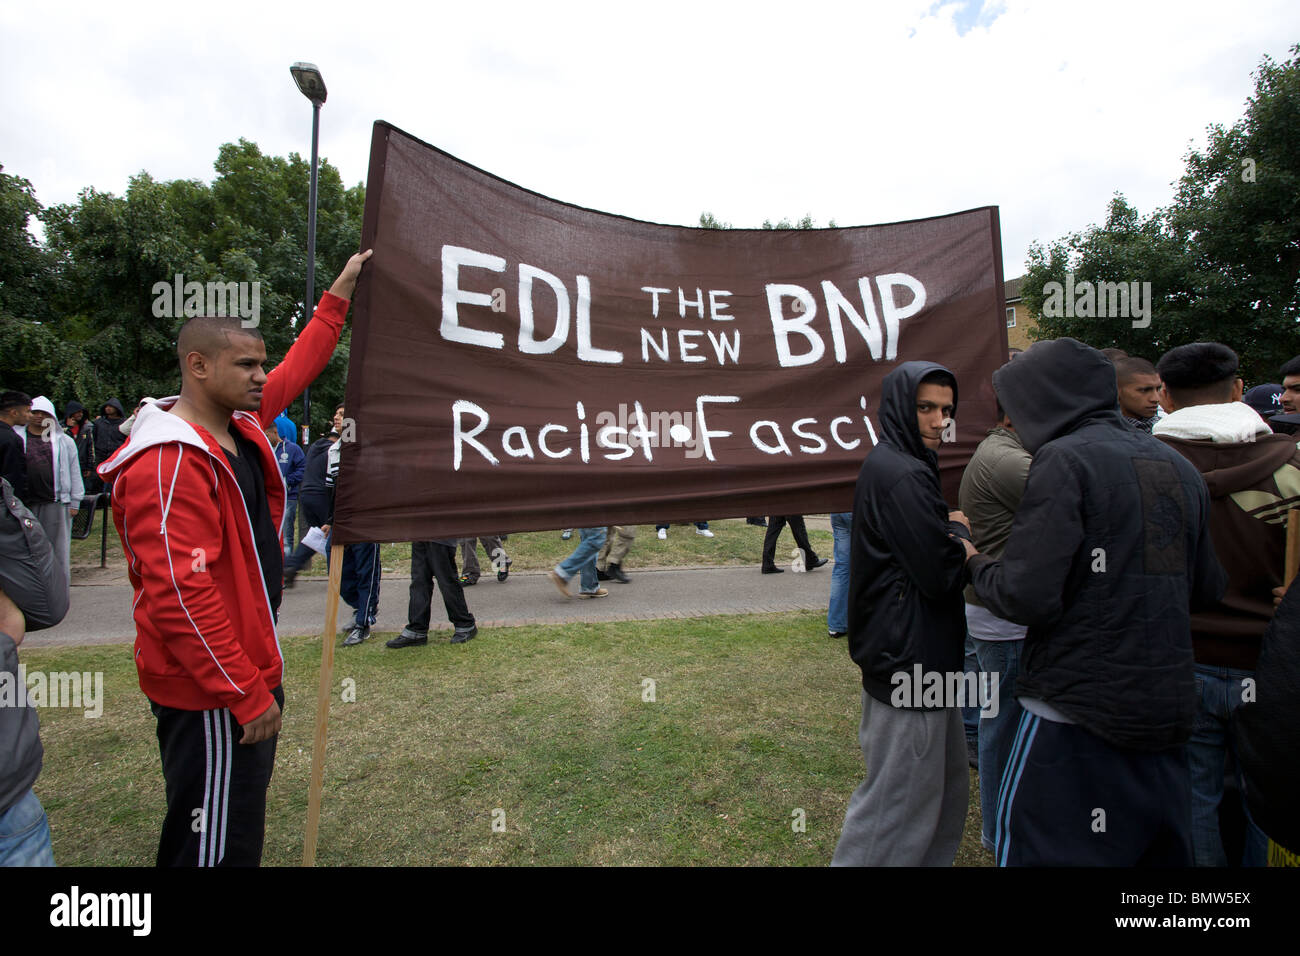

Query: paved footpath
left=29, top=562, right=836, bottom=648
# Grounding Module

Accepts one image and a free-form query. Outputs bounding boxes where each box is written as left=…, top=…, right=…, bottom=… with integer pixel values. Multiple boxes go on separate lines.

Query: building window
left=1006, top=306, right=1016, bottom=328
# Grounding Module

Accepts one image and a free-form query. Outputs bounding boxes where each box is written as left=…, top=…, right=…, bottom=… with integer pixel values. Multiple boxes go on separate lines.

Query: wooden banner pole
left=303, top=542, right=344, bottom=867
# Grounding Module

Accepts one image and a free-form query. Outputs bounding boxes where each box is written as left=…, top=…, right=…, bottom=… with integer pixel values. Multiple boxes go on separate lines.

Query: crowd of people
left=2, top=242, right=1297, bottom=868
left=830, top=341, right=1300, bottom=867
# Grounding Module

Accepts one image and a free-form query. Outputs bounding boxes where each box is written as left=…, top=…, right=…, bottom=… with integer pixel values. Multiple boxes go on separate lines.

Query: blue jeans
left=0, top=789, right=55, bottom=866
left=1188, top=664, right=1269, bottom=867
left=973, top=637, right=1023, bottom=851
left=827, top=512, right=852, bottom=633
left=556, top=527, right=607, bottom=592
left=961, top=632, right=979, bottom=750
left=281, top=497, right=298, bottom=556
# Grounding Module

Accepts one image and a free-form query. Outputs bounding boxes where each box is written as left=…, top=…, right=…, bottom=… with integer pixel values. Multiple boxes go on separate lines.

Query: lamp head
left=290, top=62, right=327, bottom=105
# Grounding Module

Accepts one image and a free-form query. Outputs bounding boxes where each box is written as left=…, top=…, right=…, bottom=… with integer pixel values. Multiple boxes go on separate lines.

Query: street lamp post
left=290, top=61, right=327, bottom=445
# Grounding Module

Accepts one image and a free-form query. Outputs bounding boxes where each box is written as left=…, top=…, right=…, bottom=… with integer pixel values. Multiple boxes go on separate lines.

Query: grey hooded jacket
left=0, top=478, right=68, bottom=813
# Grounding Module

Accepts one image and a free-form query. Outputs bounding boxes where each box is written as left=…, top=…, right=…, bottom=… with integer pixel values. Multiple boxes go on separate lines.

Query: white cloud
left=1, top=0, right=1296, bottom=275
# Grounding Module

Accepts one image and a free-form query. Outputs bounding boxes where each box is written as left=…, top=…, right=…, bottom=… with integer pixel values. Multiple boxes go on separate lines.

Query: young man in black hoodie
left=832, top=361, right=973, bottom=866
left=89, top=398, right=127, bottom=493
left=963, top=338, right=1226, bottom=866
left=63, top=401, right=94, bottom=492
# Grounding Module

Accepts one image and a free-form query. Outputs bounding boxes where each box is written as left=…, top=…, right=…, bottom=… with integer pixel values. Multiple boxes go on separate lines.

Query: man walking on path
left=596, top=525, right=636, bottom=583
left=458, top=534, right=511, bottom=585
left=97, top=250, right=371, bottom=866
left=388, top=540, right=477, bottom=647
left=760, top=515, right=827, bottom=574
left=832, top=361, right=972, bottom=867
left=550, top=527, right=610, bottom=598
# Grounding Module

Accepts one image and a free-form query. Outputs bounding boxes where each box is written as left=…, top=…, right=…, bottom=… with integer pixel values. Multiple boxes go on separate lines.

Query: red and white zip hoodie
left=98, top=292, right=349, bottom=724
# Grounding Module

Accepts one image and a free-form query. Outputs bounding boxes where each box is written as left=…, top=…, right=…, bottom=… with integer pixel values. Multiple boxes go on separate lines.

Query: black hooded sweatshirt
left=848, top=361, right=970, bottom=707
left=62, top=400, right=86, bottom=432
left=91, top=398, right=128, bottom=464
left=1235, top=579, right=1300, bottom=854
left=967, top=338, right=1226, bottom=751
left=63, top=400, right=92, bottom=472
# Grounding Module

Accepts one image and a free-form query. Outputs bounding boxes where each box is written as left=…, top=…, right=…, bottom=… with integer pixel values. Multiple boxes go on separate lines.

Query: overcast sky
left=2, top=1, right=1296, bottom=277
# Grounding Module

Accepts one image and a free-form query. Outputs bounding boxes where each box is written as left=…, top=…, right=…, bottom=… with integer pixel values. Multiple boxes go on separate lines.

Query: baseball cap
left=1243, top=384, right=1283, bottom=419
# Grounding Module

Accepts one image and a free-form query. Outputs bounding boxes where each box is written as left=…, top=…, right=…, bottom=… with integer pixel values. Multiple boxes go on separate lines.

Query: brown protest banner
left=335, top=121, right=1007, bottom=544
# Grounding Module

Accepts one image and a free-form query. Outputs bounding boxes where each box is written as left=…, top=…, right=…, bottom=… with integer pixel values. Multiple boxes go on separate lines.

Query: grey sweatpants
left=458, top=536, right=508, bottom=581
left=31, top=501, right=71, bottom=590
left=831, top=690, right=969, bottom=866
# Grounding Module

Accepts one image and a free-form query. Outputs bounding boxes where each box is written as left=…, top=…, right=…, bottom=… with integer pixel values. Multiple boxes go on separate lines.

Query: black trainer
left=386, top=628, right=428, bottom=648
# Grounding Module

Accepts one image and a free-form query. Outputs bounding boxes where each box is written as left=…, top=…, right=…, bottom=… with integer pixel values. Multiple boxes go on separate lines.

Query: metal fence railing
left=71, top=492, right=111, bottom=568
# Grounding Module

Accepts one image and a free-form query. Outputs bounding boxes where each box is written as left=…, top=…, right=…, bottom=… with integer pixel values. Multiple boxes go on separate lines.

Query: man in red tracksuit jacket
left=98, top=250, right=371, bottom=866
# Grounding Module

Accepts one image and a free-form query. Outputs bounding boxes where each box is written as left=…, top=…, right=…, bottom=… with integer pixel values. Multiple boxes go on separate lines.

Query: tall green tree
left=0, top=165, right=53, bottom=322
left=698, top=212, right=836, bottom=230
left=0, top=143, right=364, bottom=435
left=204, top=139, right=364, bottom=436
left=0, top=165, right=62, bottom=395
left=1022, top=45, right=1300, bottom=383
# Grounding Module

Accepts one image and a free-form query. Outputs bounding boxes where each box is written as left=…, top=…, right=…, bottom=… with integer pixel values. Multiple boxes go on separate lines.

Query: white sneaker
left=657, top=528, right=667, bottom=540
left=695, top=527, right=714, bottom=537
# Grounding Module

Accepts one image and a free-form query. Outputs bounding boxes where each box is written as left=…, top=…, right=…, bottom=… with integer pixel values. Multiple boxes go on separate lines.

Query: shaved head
left=173, top=315, right=269, bottom=416
left=176, top=316, right=263, bottom=368
left=1114, top=356, right=1156, bottom=385
left=1114, top=356, right=1161, bottom=419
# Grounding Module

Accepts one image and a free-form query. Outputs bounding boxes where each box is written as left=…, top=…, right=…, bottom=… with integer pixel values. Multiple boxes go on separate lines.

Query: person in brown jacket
left=957, top=400, right=1032, bottom=852
left=1154, top=341, right=1300, bottom=867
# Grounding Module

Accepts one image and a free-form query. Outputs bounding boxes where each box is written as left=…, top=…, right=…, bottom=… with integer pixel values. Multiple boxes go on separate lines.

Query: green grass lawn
left=390, top=519, right=834, bottom=576
left=25, top=610, right=992, bottom=867
left=73, top=515, right=834, bottom=578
